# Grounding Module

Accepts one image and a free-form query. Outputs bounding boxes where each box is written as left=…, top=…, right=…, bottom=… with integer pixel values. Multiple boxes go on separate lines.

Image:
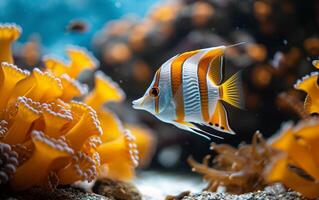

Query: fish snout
left=132, top=97, right=145, bottom=110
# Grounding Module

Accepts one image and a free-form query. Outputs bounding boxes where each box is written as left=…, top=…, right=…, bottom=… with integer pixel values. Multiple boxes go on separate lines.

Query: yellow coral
left=0, top=24, right=21, bottom=64
left=0, top=62, right=29, bottom=117
left=83, top=70, right=157, bottom=167
left=43, top=46, right=97, bottom=79
left=270, top=59, right=319, bottom=198
left=294, top=60, right=319, bottom=114
left=11, top=131, right=74, bottom=190
left=65, top=46, right=98, bottom=78
left=98, top=109, right=124, bottom=143
left=125, top=124, right=156, bottom=167
left=97, top=130, right=139, bottom=181
left=84, top=71, right=125, bottom=110
left=43, top=56, right=70, bottom=77
left=266, top=119, right=319, bottom=198
left=0, top=23, right=150, bottom=191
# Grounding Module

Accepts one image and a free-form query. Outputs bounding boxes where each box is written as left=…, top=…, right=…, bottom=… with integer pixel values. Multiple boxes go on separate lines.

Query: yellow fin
left=208, top=54, right=224, bottom=86
left=209, top=100, right=235, bottom=135
left=219, top=71, right=243, bottom=109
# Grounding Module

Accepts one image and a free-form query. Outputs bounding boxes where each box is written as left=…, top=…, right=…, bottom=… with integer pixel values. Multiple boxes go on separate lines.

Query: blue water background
left=0, top=0, right=156, bottom=56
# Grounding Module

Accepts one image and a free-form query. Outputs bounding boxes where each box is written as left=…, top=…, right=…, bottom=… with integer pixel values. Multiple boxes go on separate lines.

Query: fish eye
left=149, top=87, right=160, bottom=98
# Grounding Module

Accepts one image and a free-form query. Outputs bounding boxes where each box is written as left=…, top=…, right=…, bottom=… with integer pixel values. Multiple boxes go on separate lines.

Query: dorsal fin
left=208, top=54, right=225, bottom=86
left=195, top=46, right=225, bottom=86
left=206, top=43, right=246, bottom=86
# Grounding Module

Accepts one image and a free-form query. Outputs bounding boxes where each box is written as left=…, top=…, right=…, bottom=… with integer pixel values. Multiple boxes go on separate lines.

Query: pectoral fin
left=209, top=100, right=235, bottom=135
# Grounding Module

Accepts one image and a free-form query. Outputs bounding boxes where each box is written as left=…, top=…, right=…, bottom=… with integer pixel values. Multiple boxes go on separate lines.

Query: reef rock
left=0, top=186, right=109, bottom=200
left=180, top=184, right=305, bottom=200
left=93, top=178, right=142, bottom=200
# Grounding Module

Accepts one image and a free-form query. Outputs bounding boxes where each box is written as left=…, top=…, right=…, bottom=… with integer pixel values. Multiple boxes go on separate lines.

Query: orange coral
left=43, top=56, right=70, bottom=77
left=65, top=46, right=98, bottom=78
left=0, top=143, right=18, bottom=185
left=0, top=24, right=21, bottom=64
left=84, top=71, right=125, bottom=110
left=98, top=109, right=123, bottom=143
left=11, top=131, right=74, bottom=190
left=0, top=23, right=150, bottom=191
left=43, top=46, right=98, bottom=79
left=264, top=59, right=319, bottom=198
left=266, top=119, right=319, bottom=198
left=83, top=70, right=156, bottom=176
left=125, top=124, right=156, bottom=167
left=97, top=130, right=139, bottom=181
left=294, top=60, right=319, bottom=114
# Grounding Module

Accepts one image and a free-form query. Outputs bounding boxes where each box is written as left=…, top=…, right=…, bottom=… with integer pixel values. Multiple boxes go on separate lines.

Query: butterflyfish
left=132, top=45, right=244, bottom=139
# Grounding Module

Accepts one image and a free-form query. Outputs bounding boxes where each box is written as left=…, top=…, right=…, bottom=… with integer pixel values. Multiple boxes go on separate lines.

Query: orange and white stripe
left=167, top=47, right=222, bottom=124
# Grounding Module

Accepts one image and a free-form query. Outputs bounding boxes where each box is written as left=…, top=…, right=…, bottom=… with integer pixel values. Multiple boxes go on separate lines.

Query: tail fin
left=219, top=71, right=244, bottom=109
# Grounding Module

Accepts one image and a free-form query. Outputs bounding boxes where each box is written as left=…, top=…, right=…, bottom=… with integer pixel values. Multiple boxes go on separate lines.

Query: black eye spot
left=221, top=126, right=225, bottom=130
left=149, top=87, right=160, bottom=97
left=215, top=123, right=219, bottom=127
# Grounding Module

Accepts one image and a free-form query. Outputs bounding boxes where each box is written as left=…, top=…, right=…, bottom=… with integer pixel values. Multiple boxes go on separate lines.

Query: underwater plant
left=0, top=23, right=155, bottom=191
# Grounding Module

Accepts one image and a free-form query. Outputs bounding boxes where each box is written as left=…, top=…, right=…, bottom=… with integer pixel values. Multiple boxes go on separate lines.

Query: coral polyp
left=0, top=143, right=18, bottom=185
left=0, top=23, right=155, bottom=191
left=0, top=24, right=21, bottom=64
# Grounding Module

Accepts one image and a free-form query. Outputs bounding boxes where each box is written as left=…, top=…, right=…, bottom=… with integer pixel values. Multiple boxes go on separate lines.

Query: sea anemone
left=188, top=131, right=275, bottom=194
left=0, top=23, right=155, bottom=191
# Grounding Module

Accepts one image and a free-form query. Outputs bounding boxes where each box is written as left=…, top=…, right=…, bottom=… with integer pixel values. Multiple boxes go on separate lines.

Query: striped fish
left=132, top=45, right=243, bottom=139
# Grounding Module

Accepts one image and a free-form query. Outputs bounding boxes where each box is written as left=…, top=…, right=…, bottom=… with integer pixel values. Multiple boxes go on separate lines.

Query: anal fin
left=173, top=120, right=223, bottom=140
left=209, top=100, right=235, bottom=135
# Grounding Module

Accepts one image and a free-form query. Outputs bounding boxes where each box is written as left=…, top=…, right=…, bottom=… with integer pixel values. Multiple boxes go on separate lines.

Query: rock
left=93, top=178, right=142, bottom=200
left=181, top=184, right=306, bottom=200
left=0, top=186, right=109, bottom=200
left=166, top=191, right=191, bottom=200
